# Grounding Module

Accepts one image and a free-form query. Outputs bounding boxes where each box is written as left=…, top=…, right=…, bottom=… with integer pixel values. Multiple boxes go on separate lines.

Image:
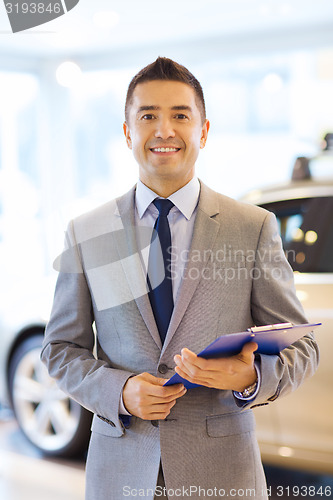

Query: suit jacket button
left=158, top=364, right=168, bottom=374
left=151, top=420, right=159, bottom=428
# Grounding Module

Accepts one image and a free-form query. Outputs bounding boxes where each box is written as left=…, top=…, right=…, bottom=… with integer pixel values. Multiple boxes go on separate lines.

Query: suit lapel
left=114, top=182, right=221, bottom=352
left=162, top=182, right=220, bottom=353
left=115, top=186, right=162, bottom=349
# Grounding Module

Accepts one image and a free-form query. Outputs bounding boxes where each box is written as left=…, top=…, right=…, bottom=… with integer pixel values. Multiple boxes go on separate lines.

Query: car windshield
left=261, top=197, right=333, bottom=273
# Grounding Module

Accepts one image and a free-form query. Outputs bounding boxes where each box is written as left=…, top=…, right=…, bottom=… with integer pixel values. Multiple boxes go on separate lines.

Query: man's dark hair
left=125, top=57, right=206, bottom=123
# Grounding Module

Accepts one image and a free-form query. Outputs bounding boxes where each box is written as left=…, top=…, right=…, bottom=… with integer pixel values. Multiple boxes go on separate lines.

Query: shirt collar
left=135, top=177, right=200, bottom=221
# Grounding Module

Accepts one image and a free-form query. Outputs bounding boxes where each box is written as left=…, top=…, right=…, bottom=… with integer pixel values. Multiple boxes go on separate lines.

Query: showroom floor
left=0, top=410, right=85, bottom=500
left=1, top=407, right=332, bottom=500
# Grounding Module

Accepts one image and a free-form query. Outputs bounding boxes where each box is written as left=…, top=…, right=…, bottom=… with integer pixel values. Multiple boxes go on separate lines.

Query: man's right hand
left=122, top=372, right=187, bottom=420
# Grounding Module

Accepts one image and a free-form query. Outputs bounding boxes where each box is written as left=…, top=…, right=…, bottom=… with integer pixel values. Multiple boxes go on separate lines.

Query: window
left=262, top=197, right=333, bottom=273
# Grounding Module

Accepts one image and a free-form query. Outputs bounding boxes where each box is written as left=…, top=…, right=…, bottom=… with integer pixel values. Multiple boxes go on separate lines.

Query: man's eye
left=175, top=114, right=188, bottom=120
left=142, top=114, right=154, bottom=120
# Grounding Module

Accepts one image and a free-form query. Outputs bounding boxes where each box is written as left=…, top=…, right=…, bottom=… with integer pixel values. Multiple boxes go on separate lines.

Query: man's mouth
left=150, top=147, right=181, bottom=153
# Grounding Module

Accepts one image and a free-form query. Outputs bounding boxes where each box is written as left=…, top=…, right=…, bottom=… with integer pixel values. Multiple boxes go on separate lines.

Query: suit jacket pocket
left=206, top=410, right=255, bottom=437
left=91, top=414, right=124, bottom=438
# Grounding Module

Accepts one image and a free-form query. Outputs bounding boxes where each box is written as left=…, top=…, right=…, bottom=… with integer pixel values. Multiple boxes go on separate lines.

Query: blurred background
left=0, top=1, right=333, bottom=499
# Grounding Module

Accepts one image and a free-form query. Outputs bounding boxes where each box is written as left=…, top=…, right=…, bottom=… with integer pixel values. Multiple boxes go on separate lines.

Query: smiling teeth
left=152, top=147, right=178, bottom=152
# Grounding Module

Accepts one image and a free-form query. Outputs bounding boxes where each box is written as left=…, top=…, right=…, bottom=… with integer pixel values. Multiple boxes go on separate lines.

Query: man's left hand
left=173, top=342, right=258, bottom=392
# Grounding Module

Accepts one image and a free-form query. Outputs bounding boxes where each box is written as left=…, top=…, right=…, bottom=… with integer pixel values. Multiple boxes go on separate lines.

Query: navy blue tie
left=147, top=199, right=174, bottom=343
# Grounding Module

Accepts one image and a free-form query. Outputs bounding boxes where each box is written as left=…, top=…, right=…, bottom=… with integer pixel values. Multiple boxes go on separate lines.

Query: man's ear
left=200, top=119, right=210, bottom=149
left=123, top=121, right=132, bottom=149
left=123, top=122, right=132, bottom=149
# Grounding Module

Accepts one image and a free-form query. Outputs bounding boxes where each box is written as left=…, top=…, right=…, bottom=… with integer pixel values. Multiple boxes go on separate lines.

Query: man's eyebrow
left=171, top=105, right=193, bottom=112
left=136, top=105, right=193, bottom=113
left=137, top=105, right=159, bottom=114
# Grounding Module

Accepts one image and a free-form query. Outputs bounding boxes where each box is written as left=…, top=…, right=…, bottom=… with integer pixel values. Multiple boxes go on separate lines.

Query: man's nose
left=154, top=118, right=176, bottom=139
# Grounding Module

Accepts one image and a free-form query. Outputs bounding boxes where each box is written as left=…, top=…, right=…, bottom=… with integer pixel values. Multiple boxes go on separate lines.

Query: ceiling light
left=93, top=11, right=119, bottom=29
left=56, top=61, right=82, bottom=88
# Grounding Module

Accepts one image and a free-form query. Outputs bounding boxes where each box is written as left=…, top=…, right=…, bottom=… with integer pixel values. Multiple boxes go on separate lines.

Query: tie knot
left=153, top=198, right=174, bottom=217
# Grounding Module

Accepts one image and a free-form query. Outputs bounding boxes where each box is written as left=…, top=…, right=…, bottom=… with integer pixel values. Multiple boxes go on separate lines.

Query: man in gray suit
left=42, top=57, right=319, bottom=500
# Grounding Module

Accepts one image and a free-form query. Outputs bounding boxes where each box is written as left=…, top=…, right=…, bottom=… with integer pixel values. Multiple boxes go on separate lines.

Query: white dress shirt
left=135, top=176, right=200, bottom=302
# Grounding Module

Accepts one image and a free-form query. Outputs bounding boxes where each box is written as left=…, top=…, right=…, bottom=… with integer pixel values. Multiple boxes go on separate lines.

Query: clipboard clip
left=248, top=322, right=293, bottom=333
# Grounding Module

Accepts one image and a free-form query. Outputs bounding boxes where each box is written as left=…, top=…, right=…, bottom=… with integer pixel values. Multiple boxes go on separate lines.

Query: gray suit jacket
left=42, top=181, right=319, bottom=500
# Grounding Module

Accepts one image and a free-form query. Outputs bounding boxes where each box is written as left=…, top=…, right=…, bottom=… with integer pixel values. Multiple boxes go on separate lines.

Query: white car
left=241, top=146, right=333, bottom=473
left=0, top=282, right=92, bottom=457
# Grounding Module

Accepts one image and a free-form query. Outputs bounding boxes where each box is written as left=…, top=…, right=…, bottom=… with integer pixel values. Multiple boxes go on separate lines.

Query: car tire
left=8, top=333, right=92, bottom=457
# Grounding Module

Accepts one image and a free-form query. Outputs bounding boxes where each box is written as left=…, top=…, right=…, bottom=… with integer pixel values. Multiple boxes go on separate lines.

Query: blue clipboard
left=164, top=322, right=321, bottom=389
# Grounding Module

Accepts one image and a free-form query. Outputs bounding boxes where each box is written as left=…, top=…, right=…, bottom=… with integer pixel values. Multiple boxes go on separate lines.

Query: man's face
left=123, top=80, right=209, bottom=189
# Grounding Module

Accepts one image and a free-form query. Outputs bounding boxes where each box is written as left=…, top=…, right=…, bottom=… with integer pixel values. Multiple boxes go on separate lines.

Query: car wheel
left=8, top=333, right=92, bottom=457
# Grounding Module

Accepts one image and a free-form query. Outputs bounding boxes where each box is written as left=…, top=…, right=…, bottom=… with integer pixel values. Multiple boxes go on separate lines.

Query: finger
left=177, top=349, right=212, bottom=378
left=174, top=354, right=198, bottom=379
left=142, top=373, right=168, bottom=386
left=181, top=349, right=220, bottom=374
left=153, top=381, right=186, bottom=394
left=174, top=365, right=214, bottom=387
left=151, top=400, right=178, bottom=420
left=139, top=373, right=185, bottom=396
left=140, top=399, right=178, bottom=420
left=174, top=350, right=200, bottom=371
left=239, top=342, right=258, bottom=362
left=174, top=354, right=215, bottom=384
left=147, top=382, right=187, bottom=401
left=124, top=374, right=184, bottom=404
left=150, top=386, right=187, bottom=403
left=180, top=348, right=203, bottom=366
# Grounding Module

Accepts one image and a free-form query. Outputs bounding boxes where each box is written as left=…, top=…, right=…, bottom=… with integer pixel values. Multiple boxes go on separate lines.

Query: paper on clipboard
left=164, top=322, right=321, bottom=388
